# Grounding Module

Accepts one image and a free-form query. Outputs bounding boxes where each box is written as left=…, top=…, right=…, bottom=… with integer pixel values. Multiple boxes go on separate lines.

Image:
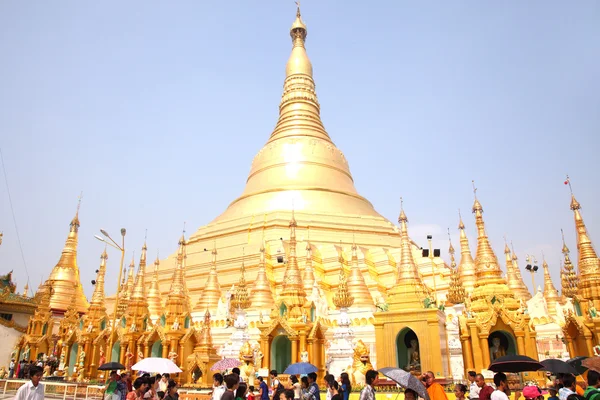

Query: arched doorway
left=271, top=335, right=291, bottom=374
left=111, top=341, right=120, bottom=363
left=151, top=341, right=163, bottom=358
left=396, top=328, right=420, bottom=373
left=68, top=344, right=79, bottom=374
left=488, top=330, right=516, bottom=361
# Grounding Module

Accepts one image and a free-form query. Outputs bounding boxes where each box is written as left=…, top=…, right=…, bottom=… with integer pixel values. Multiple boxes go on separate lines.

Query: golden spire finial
left=252, top=239, right=275, bottom=310
left=448, top=228, right=455, bottom=262
left=129, top=242, right=149, bottom=305
left=303, top=239, right=315, bottom=295
left=333, top=262, right=354, bottom=309
left=398, top=197, right=407, bottom=223
left=457, top=210, right=476, bottom=295
left=165, top=234, right=190, bottom=324
left=233, top=247, right=251, bottom=310
left=566, top=179, right=600, bottom=302
left=194, top=241, right=222, bottom=312
left=503, top=237, right=530, bottom=301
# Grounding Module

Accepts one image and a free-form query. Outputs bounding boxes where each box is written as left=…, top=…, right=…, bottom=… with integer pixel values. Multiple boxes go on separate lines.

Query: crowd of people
left=100, top=371, right=179, bottom=400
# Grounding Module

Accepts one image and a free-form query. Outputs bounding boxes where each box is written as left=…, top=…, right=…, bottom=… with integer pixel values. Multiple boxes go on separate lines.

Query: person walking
left=14, top=365, right=44, bottom=400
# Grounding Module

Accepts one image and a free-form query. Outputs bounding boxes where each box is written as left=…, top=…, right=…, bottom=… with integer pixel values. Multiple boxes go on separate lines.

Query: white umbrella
left=131, top=357, right=182, bottom=374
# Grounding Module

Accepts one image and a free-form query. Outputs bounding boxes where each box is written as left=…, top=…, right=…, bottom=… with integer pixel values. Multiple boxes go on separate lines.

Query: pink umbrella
left=211, top=358, right=242, bottom=371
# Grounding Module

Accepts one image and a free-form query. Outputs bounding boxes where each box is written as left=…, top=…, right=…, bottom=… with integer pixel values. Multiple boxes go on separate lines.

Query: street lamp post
left=525, top=254, right=539, bottom=293
left=94, top=228, right=126, bottom=362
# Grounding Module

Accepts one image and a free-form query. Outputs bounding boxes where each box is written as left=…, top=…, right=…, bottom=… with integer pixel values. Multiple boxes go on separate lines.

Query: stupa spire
left=302, top=239, right=316, bottom=295
left=232, top=249, right=251, bottom=310
left=165, top=234, right=190, bottom=326
left=346, top=238, right=373, bottom=307
left=117, top=257, right=135, bottom=317
left=46, top=197, right=89, bottom=313
left=471, top=183, right=506, bottom=288
left=560, top=229, right=579, bottom=299
left=457, top=210, right=476, bottom=295
left=388, top=201, right=429, bottom=308
left=279, top=211, right=307, bottom=317
left=447, top=229, right=465, bottom=305
left=510, top=243, right=532, bottom=301
left=333, top=262, right=354, bottom=309
left=147, top=254, right=163, bottom=321
left=542, top=257, right=561, bottom=318
left=504, top=240, right=529, bottom=301
left=89, top=248, right=108, bottom=310
left=129, top=242, right=148, bottom=303
left=251, top=241, right=275, bottom=310
left=567, top=176, right=600, bottom=303
left=194, top=243, right=222, bottom=312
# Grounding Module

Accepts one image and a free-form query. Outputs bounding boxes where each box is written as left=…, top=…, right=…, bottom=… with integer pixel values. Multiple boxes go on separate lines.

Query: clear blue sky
left=0, top=1, right=598, bottom=299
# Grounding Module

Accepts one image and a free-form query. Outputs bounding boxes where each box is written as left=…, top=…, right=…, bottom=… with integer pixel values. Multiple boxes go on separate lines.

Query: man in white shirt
left=468, top=371, right=480, bottom=400
left=15, top=365, right=44, bottom=400
left=490, top=373, right=510, bottom=400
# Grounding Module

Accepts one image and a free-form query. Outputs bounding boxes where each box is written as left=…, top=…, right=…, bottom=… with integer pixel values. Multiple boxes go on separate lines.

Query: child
left=248, top=385, right=256, bottom=400
left=15, top=365, right=44, bottom=400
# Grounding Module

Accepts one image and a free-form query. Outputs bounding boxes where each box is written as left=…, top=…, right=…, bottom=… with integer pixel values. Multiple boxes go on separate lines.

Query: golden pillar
left=461, top=337, right=474, bottom=371
left=299, top=331, right=307, bottom=353
left=291, top=338, right=298, bottom=364
left=89, top=343, right=98, bottom=377
left=479, top=335, right=491, bottom=368
left=162, top=343, right=168, bottom=359
left=261, top=337, right=270, bottom=370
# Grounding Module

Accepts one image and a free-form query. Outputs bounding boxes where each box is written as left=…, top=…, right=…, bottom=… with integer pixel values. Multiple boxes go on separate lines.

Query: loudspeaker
left=434, top=249, right=441, bottom=257
left=277, top=255, right=284, bottom=263
left=422, top=249, right=429, bottom=257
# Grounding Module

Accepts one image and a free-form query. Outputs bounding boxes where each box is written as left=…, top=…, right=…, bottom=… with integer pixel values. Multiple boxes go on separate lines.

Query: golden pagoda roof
left=194, top=244, right=222, bottom=312
left=147, top=256, right=164, bottom=320
left=346, top=241, right=373, bottom=307
left=542, top=259, right=561, bottom=318
left=250, top=241, right=275, bottom=310
left=332, top=263, right=353, bottom=309
left=45, top=207, right=89, bottom=314
left=569, top=193, right=600, bottom=301
left=279, top=213, right=307, bottom=315
left=302, top=242, right=316, bottom=296
left=457, top=212, right=476, bottom=296
left=504, top=242, right=531, bottom=302
left=207, top=4, right=384, bottom=223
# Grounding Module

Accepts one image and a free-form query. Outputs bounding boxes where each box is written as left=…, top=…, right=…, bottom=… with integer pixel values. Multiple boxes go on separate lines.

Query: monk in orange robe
left=423, top=371, right=449, bottom=400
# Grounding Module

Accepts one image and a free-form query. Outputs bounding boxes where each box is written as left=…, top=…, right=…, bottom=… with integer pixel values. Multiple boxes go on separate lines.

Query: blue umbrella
left=284, top=362, right=318, bottom=375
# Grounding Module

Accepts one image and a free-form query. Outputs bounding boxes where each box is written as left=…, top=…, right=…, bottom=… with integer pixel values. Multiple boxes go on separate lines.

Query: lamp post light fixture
left=525, top=254, right=539, bottom=293
left=94, top=228, right=126, bottom=362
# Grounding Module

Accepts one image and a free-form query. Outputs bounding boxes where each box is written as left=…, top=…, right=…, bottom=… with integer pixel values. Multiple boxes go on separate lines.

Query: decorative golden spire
left=147, top=255, right=163, bottom=321
left=503, top=240, right=528, bottom=301
left=280, top=212, right=307, bottom=317
left=198, top=310, right=213, bottom=347
left=333, top=263, right=354, bottom=309
left=471, top=184, right=506, bottom=289
left=542, top=258, right=561, bottom=318
left=302, top=241, right=316, bottom=295
left=165, top=235, right=190, bottom=327
left=89, top=248, right=108, bottom=310
left=251, top=241, right=276, bottom=310
left=45, top=200, right=89, bottom=313
left=346, top=239, right=373, bottom=307
left=387, top=203, right=430, bottom=308
left=560, top=229, right=579, bottom=299
left=194, top=243, right=222, bottom=312
left=117, top=257, right=135, bottom=317
left=447, top=230, right=465, bottom=305
left=509, top=243, right=532, bottom=301
left=457, top=210, right=476, bottom=295
left=232, top=249, right=251, bottom=310
left=567, top=178, right=600, bottom=303
left=129, top=242, right=148, bottom=303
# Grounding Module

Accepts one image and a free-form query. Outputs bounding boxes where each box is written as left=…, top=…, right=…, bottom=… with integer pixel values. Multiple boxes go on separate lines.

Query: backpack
left=585, top=389, right=600, bottom=400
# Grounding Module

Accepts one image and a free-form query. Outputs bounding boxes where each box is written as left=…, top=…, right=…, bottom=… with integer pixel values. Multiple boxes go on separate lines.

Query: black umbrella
left=541, top=359, right=580, bottom=375
left=98, top=361, right=126, bottom=371
left=567, top=357, right=589, bottom=375
left=488, top=355, right=544, bottom=373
